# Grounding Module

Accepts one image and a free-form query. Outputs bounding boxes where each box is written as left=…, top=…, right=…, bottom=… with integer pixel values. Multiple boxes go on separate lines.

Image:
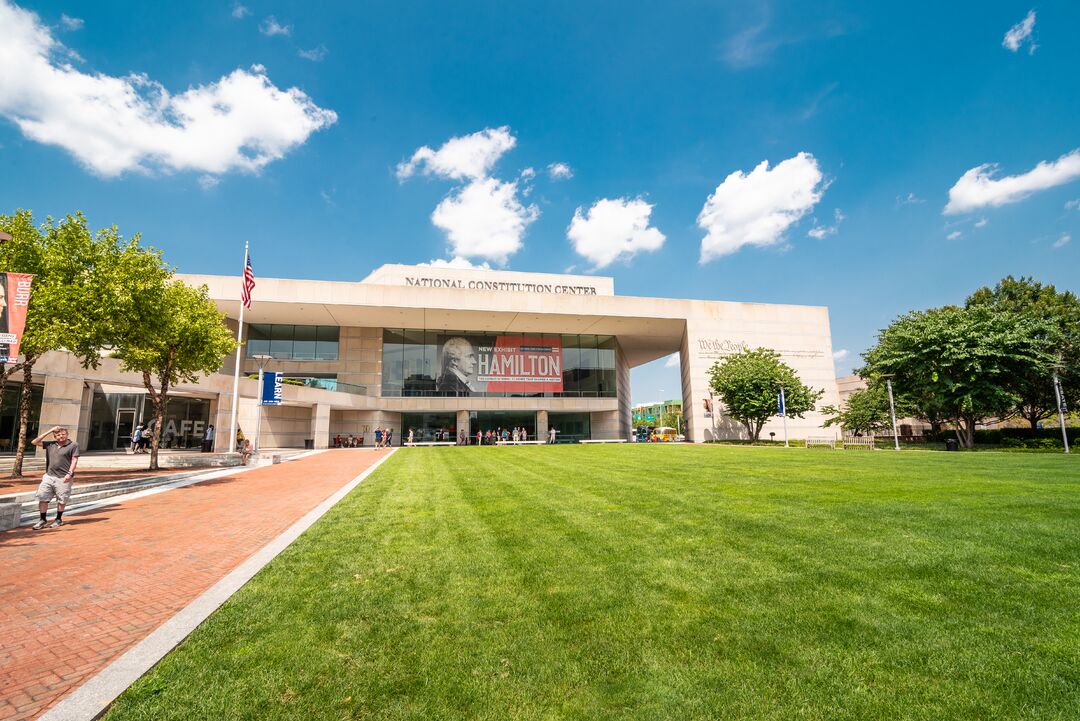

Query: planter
left=0, top=501, right=21, bottom=532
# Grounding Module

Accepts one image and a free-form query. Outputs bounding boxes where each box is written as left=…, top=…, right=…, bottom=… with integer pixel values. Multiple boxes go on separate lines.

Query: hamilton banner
left=435, top=334, right=563, bottom=395
left=0, top=273, right=33, bottom=364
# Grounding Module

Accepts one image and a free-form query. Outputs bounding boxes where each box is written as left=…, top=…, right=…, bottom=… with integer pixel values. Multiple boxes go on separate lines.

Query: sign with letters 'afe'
left=435, top=334, right=563, bottom=395
left=0, top=273, right=33, bottom=364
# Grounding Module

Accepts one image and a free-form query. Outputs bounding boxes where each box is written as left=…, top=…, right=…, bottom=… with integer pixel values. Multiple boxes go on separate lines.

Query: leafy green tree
left=860, top=305, right=1055, bottom=448
left=966, top=276, right=1079, bottom=428
left=0, top=210, right=161, bottom=476
left=112, top=280, right=237, bottom=469
left=821, top=383, right=905, bottom=435
left=708, top=348, right=823, bottom=441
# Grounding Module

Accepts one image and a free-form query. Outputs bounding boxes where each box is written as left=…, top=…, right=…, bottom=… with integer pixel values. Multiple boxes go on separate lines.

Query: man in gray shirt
left=32, top=425, right=80, bottom=529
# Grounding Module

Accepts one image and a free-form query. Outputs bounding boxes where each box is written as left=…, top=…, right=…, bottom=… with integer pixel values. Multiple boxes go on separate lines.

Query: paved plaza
left=0, top=450, right=389, bottom=721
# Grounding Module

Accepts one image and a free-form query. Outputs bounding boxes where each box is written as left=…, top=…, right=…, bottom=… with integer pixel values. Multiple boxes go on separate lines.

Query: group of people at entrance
left=333, top=427, right=393, bottom=448
left=474, top=427, right=531, bottom=445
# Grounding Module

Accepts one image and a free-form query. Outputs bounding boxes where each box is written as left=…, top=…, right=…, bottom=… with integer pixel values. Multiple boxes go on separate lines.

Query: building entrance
left=401, top=413, right=458, bottom=443
left=470, top=411, right=537, bottom=441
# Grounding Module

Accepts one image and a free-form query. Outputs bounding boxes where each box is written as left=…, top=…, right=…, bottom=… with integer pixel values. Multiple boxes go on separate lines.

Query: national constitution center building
left=18, top=264, right=841, bottom=451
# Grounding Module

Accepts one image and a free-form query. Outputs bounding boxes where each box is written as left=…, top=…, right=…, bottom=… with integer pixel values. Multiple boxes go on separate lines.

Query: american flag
left=241, top=252, right=256, bottom=309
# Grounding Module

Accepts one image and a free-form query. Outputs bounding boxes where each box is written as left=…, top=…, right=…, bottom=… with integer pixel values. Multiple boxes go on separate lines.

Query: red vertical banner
left=0, top=273, right=33, bottom=364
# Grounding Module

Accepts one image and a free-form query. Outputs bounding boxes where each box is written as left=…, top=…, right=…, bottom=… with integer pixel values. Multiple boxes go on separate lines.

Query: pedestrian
left=31, top=425, right=80, bottom=530
left=476, top=429, right=482, bottom=446
left=334, top=434, right=342, bottom=448
left=374, top=427, right=383, bottom=449
left=549, top=426, right=557, bottom=444
left=408, top=428, right=415, bottom=445
left=386, top=428, right=394, bottom=447
left=131, top=424, right=144, bottom=454
left=203, top=424, right=214, bottom=453
left=521, top=427, right=528, bottom=442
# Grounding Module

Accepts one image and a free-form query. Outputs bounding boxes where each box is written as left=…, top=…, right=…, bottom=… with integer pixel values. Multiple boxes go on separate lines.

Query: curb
left=38, top=448, right=397, bottom=721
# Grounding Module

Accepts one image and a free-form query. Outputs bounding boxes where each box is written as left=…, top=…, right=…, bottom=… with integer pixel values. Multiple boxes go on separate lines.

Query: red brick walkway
left=0, top=449, right=391, bottom=721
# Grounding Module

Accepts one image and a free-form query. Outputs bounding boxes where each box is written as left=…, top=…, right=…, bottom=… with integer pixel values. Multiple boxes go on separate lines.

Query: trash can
left=304, top=439, right=314, bottom=450
left=945, top=438, right=959, bottom=452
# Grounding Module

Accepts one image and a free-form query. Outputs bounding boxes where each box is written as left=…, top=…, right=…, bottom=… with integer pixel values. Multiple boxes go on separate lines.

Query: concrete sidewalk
left=0, top=449, right=393, bottom=721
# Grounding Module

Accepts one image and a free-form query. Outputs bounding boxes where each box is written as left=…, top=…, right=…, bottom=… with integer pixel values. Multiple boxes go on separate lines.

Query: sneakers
left=50, top=518, right=64, bottom=528
left=32, top=519, right=47, bottom=530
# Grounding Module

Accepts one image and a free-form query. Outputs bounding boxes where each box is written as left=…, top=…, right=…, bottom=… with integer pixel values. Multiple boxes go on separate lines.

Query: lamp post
left=252, top=354, right=273, bottom=454
left=1053, top=370, right=1070, bottom=454
left=883, top=374, right=900, bottom=451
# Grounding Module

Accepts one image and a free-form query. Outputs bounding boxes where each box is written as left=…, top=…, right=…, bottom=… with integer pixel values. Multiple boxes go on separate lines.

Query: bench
left=579, top=439, right=628, bottom=444
left=404, top=442, right=457, bottom=447
left=806, top=436, right=836, bottom=449
left=842, top=435, right=876, bottom=450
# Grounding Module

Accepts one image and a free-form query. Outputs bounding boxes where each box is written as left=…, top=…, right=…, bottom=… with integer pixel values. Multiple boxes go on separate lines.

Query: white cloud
left=520, top=166, right=536, bottom=179
left=59, top=13, right=82, bottom=30
left=1053, top=233, right=1071, bottom=249
left=944, top=149, right=1080, bottom=214
left=664, top=354, right=680, bottom=368
left=298, top=45, right=328, bottom=62
left=567, top=197, right=666, bottom=269
left=1066, top=199, right=1080, bottom=211
left=974, top=217, right=988, bottom=228
left=808, top=208, right=844, bottom=239
left=548, top=162, right=573, bottom=180
left=417, top=256, right=492, bottom=270
left=697, top=152, right=826, bottom=262
left=231, top=3, right=251, bottom=19
left=197, top=174, right=220, bottom=190
left=1002, top=10, right=1036, bottom=53
left=397, top=126, right=516, bottom=181
left=832, top=349, right=849, bottom=361
left=0, top=0, right=336, bottom=178
left=259, top=16, right=291, bottom=36
left=947, top=230, right=962, bottom=240
left=896, top=192, right=925, bottom=206
left=431, top=177, right=538, bottom=265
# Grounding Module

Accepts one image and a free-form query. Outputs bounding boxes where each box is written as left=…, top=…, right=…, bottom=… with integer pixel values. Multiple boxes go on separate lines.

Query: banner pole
left=227, top=241, right=248, bottom=454
left=254, top=367, right=264, bottom=454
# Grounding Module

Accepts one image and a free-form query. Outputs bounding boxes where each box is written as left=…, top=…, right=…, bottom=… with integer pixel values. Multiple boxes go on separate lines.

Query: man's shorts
left=35, top=473, right=73, bottom=505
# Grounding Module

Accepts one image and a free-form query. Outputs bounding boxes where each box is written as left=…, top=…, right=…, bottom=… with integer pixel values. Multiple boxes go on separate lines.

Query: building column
left=311, top=403, right=331, bottom=449
left=536, top=410, right=548, bottom=440
left=36, top=375, right=85, bottom=457
left=456, top=410, right=470, bottom=442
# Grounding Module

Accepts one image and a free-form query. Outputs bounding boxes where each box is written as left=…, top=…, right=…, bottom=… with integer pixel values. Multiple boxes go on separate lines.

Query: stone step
left=14, top=470, right=214, bottom=520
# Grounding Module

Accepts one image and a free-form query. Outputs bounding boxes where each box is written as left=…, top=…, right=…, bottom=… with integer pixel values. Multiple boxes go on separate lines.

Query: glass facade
left=0, top=381, right=43, bottom=453
left=381, top=329, right=617, bottom=398
left=87, top=391, right=211, bottom=451
left=246, top=324, right=339, bottom=360
left=549, top=412, right=591, bottom=443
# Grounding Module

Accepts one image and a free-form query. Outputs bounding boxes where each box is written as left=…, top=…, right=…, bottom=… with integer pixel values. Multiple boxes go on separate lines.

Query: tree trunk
left=741, top=419, right=754, bottom=441
left=12, top=353, right=37, bottom=478
left=955, top=417, right=977, bottom=449
left=143, top=360, right=172, bottom=471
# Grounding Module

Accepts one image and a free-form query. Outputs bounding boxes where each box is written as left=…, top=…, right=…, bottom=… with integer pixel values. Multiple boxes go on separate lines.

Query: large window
left=246, top=324, right=339, bottom=360
left=381, top=329, right=617, bottom=398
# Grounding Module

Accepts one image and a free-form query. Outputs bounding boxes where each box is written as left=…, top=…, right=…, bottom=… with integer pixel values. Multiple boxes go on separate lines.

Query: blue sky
left=2, top=1, right=1078, bottom=405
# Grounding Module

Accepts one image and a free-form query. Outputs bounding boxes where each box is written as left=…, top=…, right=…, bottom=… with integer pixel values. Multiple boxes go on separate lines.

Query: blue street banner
left=261, top=371, right=283, bottom=406
left=777, top=390, right=786, bottom=417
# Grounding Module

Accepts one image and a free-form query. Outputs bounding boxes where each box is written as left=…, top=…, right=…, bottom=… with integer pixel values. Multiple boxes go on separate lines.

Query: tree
left=0, top=211, right=154, bottom=476
left=859, top=305, right=1055, bottom=448
left=707, top=348, right=823, bottom=441
left=821, top=383, right=907, bottom=435
left=966, top=276, right=1079, bottom=428
left=111, top=280, right=237, bottom=470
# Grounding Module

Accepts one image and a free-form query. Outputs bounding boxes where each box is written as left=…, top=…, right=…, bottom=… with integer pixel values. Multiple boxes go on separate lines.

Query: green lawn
left=106, top=446, right=1080, bottom=721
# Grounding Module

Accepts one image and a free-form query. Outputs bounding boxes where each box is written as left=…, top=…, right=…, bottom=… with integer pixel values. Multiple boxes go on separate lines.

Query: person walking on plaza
left=374, top=427, right=383, bottom=449
left=476, top=429, right=482, bottom=446
left=549, top=426, right=557, bottom=444
left=130, top=424, right=144, bottom=454
left=202, top=424, right=214, bottom=452
left=408, top=428, right=415, bottom=445
left=31, top=425, right=80, bottom=530
left=385, top=428, right=393, bottom=447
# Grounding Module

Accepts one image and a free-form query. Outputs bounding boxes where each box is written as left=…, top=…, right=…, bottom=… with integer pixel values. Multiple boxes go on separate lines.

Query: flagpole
left=227, top=241, right=249, bottom=454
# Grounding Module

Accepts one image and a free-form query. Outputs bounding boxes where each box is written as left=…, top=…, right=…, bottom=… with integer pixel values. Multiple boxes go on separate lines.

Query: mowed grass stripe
left=105, top=446, right=1080, bottom=721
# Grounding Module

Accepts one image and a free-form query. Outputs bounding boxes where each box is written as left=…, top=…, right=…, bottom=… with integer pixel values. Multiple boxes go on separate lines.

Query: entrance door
left=115, top=409, right=136, bottom=450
